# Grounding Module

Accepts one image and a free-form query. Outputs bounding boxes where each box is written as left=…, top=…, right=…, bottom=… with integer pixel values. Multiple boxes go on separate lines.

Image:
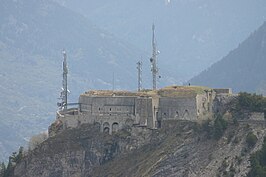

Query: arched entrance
left=103, top=122, right=110, bottom=134
left=112, top=122, right=119, bottom=133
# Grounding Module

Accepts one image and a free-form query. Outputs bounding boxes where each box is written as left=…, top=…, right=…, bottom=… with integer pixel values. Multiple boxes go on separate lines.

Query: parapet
left=81, top=85, right=213, bottom=98
left=214, top=88, right=232, bottom=95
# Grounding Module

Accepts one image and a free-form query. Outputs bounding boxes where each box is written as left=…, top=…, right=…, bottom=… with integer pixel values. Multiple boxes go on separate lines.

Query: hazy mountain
left=0, top=0, right=148, bottom=162
left=1, top=0, right=266, bottom=162
left=189, top=22, right=266, bottom=94
left=54, top=0, right=266, bottom=83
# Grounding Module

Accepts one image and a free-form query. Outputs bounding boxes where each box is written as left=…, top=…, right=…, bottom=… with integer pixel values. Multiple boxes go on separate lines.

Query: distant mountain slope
left=189, top=22, right=266, bottom=94
left=54, top=0, right=266, bottom=83
left=0, top=0, right=147, bottom=162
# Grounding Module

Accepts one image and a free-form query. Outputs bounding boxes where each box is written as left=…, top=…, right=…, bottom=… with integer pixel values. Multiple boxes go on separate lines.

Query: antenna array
left=150, top=24, right=160, bottom=90
left=57, top=50, right=69, bottom=110
left=137, top=61, right=143, bottom=91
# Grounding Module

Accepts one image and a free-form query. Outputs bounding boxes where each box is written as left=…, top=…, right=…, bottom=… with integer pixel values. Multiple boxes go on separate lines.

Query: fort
left=48, top=29, right=235, bottom=136
left=49, top=85, right=233, bottom=136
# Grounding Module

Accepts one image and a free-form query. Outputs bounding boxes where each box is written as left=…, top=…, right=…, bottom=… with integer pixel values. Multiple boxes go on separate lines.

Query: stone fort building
left=49, top=86, right=232, bottom=136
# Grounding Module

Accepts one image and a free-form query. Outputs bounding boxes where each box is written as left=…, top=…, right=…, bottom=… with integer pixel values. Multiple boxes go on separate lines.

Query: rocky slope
left=9, top=120, right=266, bottom=177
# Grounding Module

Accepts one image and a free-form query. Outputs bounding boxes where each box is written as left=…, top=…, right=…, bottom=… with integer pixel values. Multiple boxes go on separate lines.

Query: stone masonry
left=49, top=86, right=232, bottom=136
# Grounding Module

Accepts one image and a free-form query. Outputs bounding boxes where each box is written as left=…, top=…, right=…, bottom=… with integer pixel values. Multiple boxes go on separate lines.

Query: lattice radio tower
left=57, top=50, right=69, bottom=110
left=150, top=24, right=160, bottom=90
left=137, top=60, right=143, bottom=91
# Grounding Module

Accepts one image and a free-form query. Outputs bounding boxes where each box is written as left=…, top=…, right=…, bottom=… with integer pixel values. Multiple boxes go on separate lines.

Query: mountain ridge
left=189, top=21, right=266, bottom=94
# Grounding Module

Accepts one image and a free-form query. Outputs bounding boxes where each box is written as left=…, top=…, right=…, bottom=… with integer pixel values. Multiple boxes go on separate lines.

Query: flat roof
left=81, top=85, right=212, bottom=98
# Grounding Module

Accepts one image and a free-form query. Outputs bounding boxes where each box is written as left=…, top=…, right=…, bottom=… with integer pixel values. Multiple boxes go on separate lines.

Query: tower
left=150, top=24, right=159, bottom=90
left=57, top=50, right=68, bottom=110
left=137, top=61, right=143, bottom=91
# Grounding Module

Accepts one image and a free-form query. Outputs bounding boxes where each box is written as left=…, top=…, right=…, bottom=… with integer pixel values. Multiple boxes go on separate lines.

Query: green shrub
left=213, top=115, right=228, bottom=140
left=248, top=137, right=266, bottom=177
left=201, top=116, right=228, bottom=140
left=246, top=132, right=258, bottom=148
left=232, top=92, right=266, bottom=119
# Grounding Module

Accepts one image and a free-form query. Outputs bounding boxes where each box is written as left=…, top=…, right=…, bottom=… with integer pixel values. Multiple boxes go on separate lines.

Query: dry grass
left=81, top=85, right=211, bottom=98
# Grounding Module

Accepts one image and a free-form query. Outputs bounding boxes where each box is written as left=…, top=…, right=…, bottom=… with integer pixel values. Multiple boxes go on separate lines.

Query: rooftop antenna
left=150, top=23, right=160, bottom=90
left=57, top=50, right=69, bottom=110
left=137, top=60, right=143, bottom=91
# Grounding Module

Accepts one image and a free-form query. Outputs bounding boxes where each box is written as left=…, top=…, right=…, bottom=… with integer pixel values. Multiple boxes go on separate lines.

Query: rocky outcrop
left=12, top=124, right=152, bottom=177
left=11, top=121, right=266, bottom=177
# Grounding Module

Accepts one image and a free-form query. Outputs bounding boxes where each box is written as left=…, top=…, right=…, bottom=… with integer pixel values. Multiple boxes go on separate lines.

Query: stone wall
left=50, top=88, right=231, bottom=136
left=196, top=91, right=216, bottom=120
left=213, top=88, right=232, bottom=94
left=135, top=97, right=153, bottom=127
left=158, top=97, right=197, bottom=121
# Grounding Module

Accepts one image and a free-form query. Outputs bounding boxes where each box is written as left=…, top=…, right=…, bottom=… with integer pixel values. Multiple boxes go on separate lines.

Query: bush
left=201, top=115, right=228, bottom=140
left=248, top=137, right=266, bottom=177
left=0, top=146, right=24, bottom=177
left=0, top=162, right=6, bottom=177
left=213, top=115, right=228, bottom=140
left=246, top=132, right=258, bottom=148
left=236, top=92, right=266, bottom=112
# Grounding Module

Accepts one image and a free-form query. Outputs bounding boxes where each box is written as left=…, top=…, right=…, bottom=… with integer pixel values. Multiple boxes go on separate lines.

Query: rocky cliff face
left=10, top=120, right=266, bottom=177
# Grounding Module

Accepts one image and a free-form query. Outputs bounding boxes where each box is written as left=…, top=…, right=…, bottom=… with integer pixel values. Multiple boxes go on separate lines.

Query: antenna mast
left=58, top=50, right=68, bottom=110
left=137, top=61, right=143, bottom=91
left=150, top=24, right=159, bottom=90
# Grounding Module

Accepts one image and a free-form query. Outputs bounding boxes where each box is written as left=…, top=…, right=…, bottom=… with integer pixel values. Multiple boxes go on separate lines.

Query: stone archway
left=112, top=122, right=119, bottom=133
left=103, top=122, right=110, bottom=134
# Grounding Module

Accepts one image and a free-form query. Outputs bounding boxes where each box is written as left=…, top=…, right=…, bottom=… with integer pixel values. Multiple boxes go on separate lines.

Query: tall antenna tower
left=137, top=61, right=143, bottom=91
left=150, top=23, right=159, bottom=90
left=58, top=50, right=68, bottom=110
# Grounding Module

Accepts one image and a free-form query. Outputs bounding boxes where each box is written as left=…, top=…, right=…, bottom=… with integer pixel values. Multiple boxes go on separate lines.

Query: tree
left=0, top=162, right=6, bottom=177
left=248, top=137, right=266, bottom=177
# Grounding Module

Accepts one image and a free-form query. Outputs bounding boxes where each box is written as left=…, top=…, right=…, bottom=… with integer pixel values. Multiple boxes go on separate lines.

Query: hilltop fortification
left=49, top=86, right=232, bottom=136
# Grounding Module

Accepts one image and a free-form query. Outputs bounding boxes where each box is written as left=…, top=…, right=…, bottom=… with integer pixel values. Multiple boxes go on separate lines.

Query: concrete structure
left=50, top=86, right=232, bottom=135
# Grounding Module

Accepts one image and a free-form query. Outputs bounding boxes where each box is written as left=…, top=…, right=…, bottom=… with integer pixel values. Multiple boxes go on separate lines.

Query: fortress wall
left=79, top=96, right=136, bottom=115
left=151, top=97, right=160, bottom=128
left=78, top=113, right=134, bottom=134
left=196, top=94, right=210, bottom=117
left=158, top=97, right=197, bottom=121
left=62, top=114, right=79, bottom=129
left=214, top=88, right=232, bottom=94
left=78, top=95, right=140, bottom=134
left=135, top=97, right=153, bottom=127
